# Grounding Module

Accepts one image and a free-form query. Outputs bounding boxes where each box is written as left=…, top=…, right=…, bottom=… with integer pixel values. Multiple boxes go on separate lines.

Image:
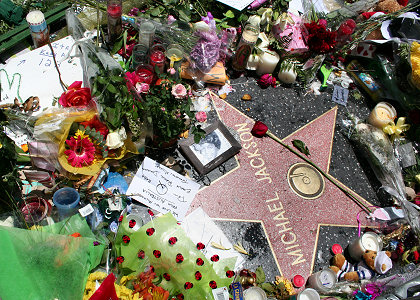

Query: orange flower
left=152, top=286, right=169, bottom=300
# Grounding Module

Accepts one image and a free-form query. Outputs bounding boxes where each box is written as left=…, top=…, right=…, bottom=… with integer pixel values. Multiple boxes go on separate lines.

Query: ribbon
left=58, top=30, right=98, bottom=64
left=383, top=117, right=410, bottom=140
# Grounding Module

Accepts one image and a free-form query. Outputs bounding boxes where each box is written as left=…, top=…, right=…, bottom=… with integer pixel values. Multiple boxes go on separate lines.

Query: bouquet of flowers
left=343, top=116, right=420, bottom=239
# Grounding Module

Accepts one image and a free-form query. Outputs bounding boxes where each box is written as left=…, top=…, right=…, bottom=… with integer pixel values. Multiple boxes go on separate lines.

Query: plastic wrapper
left=0, top=214, right=105, bottom=300
left=342, top=116, right=420, bottom=240
left=114, top=213, right=235, bottom=299
left=66, top=9, right=122, bottom=87
left=135, top=17, right=199, bottom=54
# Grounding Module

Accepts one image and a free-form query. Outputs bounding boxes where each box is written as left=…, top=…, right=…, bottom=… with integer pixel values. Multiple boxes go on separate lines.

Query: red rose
left=251, top=121, right=268, bottom=137
left=414, top=250, right=420, bottom=262
left=257, top=74, right=276, bottom=88
left=59, top=81, right=91, bottom=107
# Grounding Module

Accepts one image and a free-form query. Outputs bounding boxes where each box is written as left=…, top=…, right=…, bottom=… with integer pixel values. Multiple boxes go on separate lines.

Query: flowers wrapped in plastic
left=33, top=109, right=137, bottom=176
left=343, top=116, right=420, bottom=239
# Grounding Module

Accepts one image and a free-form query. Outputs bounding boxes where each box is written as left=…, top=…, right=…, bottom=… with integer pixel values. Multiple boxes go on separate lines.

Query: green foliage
left=292, top=139, right=310, bottom=156
left=255, top=266, right=266, bottom=284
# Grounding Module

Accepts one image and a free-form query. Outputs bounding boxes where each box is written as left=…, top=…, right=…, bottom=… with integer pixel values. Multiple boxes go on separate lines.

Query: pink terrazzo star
left=188, top=97, right=373, bottom=280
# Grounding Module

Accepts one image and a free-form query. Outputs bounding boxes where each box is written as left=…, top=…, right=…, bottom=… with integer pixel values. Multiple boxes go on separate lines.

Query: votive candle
left=368, top=102, right=396, bottom=129
left=348, top=231, right=383, bottom=261
left=256, top=50, right=280, bottom=76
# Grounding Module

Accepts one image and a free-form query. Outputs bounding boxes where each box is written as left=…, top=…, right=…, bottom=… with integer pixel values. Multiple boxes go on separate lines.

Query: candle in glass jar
left=256, top=50, right=280, bottom=76
left=232, top=24, right=259, bottom=72
left=348, top=232, right=383, bottom=261
left=368, top=102, right=396, bottom=129
left=150, top=44, right=166, bottom=74
left=243, top=286, right=267, bottom=300
left=26, top=10, right=50, bottom=48
left=297, top=289, right=320, bottom=300
left=107, top=0, right=122, bottom=45
left=307, top=269, right=337, bottom=291
left=135, top=64, right=154, bottom=85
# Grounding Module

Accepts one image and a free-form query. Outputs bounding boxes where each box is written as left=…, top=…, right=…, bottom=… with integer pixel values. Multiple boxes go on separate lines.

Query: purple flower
left=189, top=31, right=221, bottom=73
left=201, top=12, right=216, bottom=30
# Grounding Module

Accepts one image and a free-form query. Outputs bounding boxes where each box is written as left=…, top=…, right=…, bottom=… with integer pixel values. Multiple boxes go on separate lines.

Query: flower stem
left=266, top=130, right=372, bottom=214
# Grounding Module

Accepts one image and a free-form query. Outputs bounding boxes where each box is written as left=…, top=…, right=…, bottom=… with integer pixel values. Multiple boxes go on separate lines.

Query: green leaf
left=150, top=6, right=163, bottom=17
left=97, top=76, right=107, bottom=85
left=110, top=37, right=124, bottom=56
left=238, top=14, right=248, bottom=22
left=178, top=10, right=190, bottom=22
left=224, top=10, right=235, bottom=18
left=292, top=139, right=310, bottom=156
left=107, top=84, right=117, bottom=94
left=255, top=266, right=266, bottom=284
left=260, top=282, right=275, bottom=292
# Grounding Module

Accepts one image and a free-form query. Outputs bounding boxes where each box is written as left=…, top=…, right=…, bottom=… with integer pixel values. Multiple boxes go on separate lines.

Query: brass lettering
left=276, top=221, right=292, bottom=233
left=286, top=244, right=300, bottom=250
left=273, top=211, right=288, bottom=222
left=265, top=192, right=280, bottom=203
left=288, top=249, right=306, bottom=265
left=255, top=167, right=272, bottom=183
left=246, top=148, right=260, bottom=159
left=235, top=123, right=249, bottom=133
left=268, top=202, right=283, bottom=213
left=281, top=232, right=297, bottom=245
left=240, top=132, right=253, bottom=142
left=243, top=141, right=257, bottom=150
left=250, top=158, right=264, bottom=169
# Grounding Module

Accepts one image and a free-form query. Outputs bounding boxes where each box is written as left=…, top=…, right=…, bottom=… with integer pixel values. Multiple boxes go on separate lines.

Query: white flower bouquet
left=344, top=116, right=420, bottom=239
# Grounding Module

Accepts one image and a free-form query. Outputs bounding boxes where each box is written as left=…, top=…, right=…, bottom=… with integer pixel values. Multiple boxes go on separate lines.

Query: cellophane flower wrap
left=343, top=116, right=420, bottom=239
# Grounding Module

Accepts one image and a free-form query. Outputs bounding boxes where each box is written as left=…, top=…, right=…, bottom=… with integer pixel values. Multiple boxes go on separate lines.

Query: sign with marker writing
left=0, top=36, right=83, bottom=114
left=126, top=157, right=200, bottom=220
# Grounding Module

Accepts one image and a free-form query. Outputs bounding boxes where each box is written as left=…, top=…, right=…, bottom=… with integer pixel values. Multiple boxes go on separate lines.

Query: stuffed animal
left=330, top=250, right=392, bottom=282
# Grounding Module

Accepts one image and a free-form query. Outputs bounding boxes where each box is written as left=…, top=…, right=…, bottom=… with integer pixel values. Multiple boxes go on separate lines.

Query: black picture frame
left=179, top=120, right=242, bottom=175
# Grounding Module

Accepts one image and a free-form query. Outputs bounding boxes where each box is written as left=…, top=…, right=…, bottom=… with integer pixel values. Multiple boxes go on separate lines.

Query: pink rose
left=59, top=81, right=91, bottom=107
left=195, top=111, right=207, bottom=123
left=318, top=19, right=327, bottom=27
left=135, top=82, right=150, bottom=94
left=171, top=84, right=187, bottom=99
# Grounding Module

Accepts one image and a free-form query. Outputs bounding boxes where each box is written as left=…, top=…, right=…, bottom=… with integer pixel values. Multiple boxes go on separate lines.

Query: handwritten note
left=0, top=36, right=83, bottom=115
left=126, top=157, right=200, bottom=221
left=215, top=0, right=254, bottom=11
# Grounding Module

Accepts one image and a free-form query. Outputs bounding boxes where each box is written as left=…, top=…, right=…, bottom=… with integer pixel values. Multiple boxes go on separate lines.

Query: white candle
left=298, top=288, right=320, bottom=300
left=247, top=54, right=260, bottom=70
left=348, top=232, right=382, bottom=261
left=243, top=286, right=267, bottom=300
left=307, top=269, right=336, bottom=291
left=278, top=68, right=297, bottom=84
left=256, top=50, right=280, bottom=76
left=368, top=102, right=396, bottom=129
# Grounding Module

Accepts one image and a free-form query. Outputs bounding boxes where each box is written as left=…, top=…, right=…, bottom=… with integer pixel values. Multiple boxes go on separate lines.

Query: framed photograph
left=179, top=120, right=242, bottom=175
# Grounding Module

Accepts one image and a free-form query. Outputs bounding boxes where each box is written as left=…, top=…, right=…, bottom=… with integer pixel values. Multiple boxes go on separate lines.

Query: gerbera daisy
left=64, top=136, right=96, bottom=167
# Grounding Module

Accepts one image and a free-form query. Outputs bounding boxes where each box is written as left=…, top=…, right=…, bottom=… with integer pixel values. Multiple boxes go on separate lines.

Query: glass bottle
left=107, top=0, right=122, bottom=45
left=232, top=24, right=259, bottom=72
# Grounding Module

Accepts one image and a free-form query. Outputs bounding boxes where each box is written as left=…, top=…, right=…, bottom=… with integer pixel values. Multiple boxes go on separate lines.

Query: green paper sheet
left=115, top=213, right=235, bottom=299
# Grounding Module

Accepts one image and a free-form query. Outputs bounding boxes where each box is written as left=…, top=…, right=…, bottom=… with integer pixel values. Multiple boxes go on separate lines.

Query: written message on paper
left=126, top=157, right=200, bottom=220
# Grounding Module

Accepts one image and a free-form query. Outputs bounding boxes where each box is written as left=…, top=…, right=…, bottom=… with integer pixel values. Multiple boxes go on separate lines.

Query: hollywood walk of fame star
left=188, top=96, right=373, bottom=279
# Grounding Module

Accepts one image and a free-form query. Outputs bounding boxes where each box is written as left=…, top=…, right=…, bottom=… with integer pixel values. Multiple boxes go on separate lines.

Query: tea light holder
left=367, top=102, right=396, bottom=129
left=307, top=268, right=337, bottom=292
left=296, top=288, right=320, bottom=300
left=348, top=231, right=383, bottom=261
left=243, top=286, right=267, bottom=300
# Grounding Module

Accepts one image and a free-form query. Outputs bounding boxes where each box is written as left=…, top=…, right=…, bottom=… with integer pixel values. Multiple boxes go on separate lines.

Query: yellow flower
left=74, top=129, right=90, bottom=140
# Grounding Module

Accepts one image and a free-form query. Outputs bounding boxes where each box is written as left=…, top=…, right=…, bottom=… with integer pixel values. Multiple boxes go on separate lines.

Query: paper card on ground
left=182, top=207, right=245, bottom=270
left=0, top=36, right=83, bottom=115
left=126, top=157, right=200, bottom=221
left=215, top=0, right=254, bottom=11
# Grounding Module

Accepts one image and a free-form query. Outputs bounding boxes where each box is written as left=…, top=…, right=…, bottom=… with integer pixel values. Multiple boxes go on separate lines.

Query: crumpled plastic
left=115, top=213, right=235, bottom=299
left=0, top=214, right=105, bottom=300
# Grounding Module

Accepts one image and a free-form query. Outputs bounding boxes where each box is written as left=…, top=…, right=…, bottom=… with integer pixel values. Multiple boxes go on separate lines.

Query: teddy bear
left=330, top=250, right=392, bottom=282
